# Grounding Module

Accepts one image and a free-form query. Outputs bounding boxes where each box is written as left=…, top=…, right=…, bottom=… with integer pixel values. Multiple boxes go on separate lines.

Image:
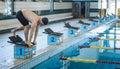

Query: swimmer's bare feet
left=26, top=41, right=33, bottom=47
left=32, top=41, right=37, bottom=45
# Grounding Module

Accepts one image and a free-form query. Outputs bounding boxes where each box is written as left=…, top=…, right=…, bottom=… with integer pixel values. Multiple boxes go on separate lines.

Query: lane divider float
left=60, top=57, right=120, bottom=64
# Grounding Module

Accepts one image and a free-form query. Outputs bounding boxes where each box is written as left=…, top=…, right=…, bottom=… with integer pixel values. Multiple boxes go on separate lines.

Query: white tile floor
left=0, top=18, right=119, bottom=69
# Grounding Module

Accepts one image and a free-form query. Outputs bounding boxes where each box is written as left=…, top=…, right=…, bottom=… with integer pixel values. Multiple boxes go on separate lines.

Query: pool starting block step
left=79, top=20, right=90, bottom=26
left=8, top=35, right=29, bottom=47
left=8, top=41, right=28, bottom=46
left=88, top=18, right=98, bottom=22
left=64, top=23, right=79, bottom=30
left=8, top=35, right=23, bottom=42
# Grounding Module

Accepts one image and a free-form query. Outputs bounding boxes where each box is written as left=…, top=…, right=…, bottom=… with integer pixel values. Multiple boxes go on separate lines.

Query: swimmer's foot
left=32, top=41, right=37, bottom=45
left=26, top=42, right=33, bottom=47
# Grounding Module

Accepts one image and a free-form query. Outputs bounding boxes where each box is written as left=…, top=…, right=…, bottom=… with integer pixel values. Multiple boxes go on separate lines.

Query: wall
left=0, top=2, right=5, bottom=15
left=89, top=2, right=99, bottom=18
left=0, top=2, right=73, bottom=31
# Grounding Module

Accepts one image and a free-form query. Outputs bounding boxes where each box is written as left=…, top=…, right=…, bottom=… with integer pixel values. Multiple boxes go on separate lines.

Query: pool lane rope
left=60, top=57, right=120, bottom=64
left=89, top=37, right=120, bottom=41
left=97, top=32, right=120, bottom=35
left=78, top=46, right=120, bottom=50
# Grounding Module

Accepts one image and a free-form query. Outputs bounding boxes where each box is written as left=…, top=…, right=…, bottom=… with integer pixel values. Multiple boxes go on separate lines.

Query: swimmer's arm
left=33, top=24, right=40, bottom=43
left=29, top=22, right=37, bottom=42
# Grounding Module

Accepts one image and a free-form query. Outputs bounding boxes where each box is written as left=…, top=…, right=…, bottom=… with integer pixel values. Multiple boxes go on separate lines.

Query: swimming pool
left=32, top=38, right=120, bottom=69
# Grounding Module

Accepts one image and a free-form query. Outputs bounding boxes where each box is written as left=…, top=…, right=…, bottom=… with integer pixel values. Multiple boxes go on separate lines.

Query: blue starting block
left=91, top=22, right=97, bottom=28
left=64, top=23, right=79, bottom=37
left=43, top=28, right=63, bottom=45
left=98, top=19, right=103, bottom=24
left=113, top=15, right=116, bottom=18
left=68, top=29, right=78, bottom=37
left=47, top=35, right=63, bottom=45
left=14, top=45, right=36, bottom=59
left=81, top=25, right=89, bottom=31
left=104, top=17, right=109, bottom=22
left=111, top=14, right=116, bottom=19
left=110, top=16, right=113, bottom=20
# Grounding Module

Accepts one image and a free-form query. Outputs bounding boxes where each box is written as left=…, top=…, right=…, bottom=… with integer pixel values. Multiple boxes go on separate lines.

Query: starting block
left=110, top=15, right=114, bottom=19
left=98, top=19, right=104, bottom=24
left=8, top=35, right=36, bottom=59
left=44, top=28, right=63, bottom=45
left=68, top=29, right=78, bottom=36
left=14, top=45, right=36, bottom=59
left=104, top=17, right=109, bottom=22
left=81, top=25, right=89, bottom=31
left=90, top=22, right=97, bottom=28
left=78, top=20, right=90, bottom=31
left=64, top=23, right=79, bottom=37
left=8, top=35, right=29, bottom=46
left=47, top=35, right=63, bottom=45
left=112, top=15, right=116, bottom=18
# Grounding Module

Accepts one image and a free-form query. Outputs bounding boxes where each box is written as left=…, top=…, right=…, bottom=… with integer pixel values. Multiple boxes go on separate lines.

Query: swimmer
left=11, top=9, right=48, bottom=47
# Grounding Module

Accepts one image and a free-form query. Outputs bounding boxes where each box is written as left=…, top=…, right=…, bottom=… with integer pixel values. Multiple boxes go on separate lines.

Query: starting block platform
left=47, top=34, right=63, bottom=45
left=43, top=28, right=63, bottom=45
left=64, top=23, right=80, bottom=37
left=7, top=35, right=36, bottom=59
left=14, top=45, right=36, bottom=59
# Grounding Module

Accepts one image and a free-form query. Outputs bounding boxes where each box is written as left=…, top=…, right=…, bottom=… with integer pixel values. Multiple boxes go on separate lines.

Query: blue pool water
left=32, top=52, right=120, bottom=69
left=31, top=39, right=120, bottom=69
left=68, top=52, right=120, bottom=69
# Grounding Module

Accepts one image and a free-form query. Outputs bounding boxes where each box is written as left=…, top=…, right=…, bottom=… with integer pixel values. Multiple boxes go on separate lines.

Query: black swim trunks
left=16, top=10, right=29, bottom=26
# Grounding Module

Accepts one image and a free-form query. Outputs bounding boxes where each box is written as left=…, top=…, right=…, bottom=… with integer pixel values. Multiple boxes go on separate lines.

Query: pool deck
left=0, top=18, right=119, bottom=69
